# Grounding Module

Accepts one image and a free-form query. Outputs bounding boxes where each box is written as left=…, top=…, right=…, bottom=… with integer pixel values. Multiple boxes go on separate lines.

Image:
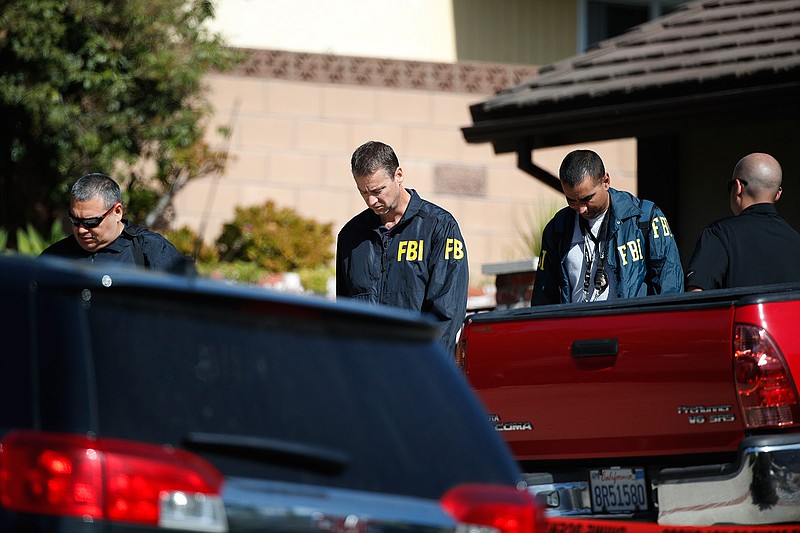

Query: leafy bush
left=200, top=260, right=266, bottom=285
left=299, top=266, right=335, bottom=295
left=16, top=222, right=67, bottom=255
left=0, top=222, right=65, bottom=255
left=514, top=202, right=564, bottom=258
left=162, top=204, right=334, bottom=294
left=164, top=225, right=218, bottom=263
left=216, top=201, right=334, bottom=272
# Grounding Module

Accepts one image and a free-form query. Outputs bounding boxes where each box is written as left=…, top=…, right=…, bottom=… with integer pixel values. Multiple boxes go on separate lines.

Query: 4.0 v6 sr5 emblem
left=488, top=413, right=533, bottom=432
left=677, top=404, right=735, bottom=424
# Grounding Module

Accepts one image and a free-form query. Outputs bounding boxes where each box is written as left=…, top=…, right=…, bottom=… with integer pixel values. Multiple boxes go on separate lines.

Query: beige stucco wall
left=173, top=69, right=636, bottom=287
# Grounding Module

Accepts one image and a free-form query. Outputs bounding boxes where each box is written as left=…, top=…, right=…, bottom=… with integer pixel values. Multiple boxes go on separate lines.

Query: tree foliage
left=0, top=0, right=241, bottom=240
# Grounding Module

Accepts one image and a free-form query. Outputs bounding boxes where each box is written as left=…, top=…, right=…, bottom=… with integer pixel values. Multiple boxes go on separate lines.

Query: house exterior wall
left=208, top=0, right=579, bottom=66
left=453, top=0, right=578, bottom=65
left=172, top=49, right=637, bottom=287
left=208, top=0, right=458, bottom=62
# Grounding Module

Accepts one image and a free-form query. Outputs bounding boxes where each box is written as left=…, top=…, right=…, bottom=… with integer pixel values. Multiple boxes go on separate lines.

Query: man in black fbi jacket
left=336, top=141, right=469, bottom=360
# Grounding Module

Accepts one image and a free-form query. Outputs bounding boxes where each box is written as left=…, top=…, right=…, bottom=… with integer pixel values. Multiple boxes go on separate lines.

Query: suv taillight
left=733, top=324, right=800, bottom=429
left=0, top=430, right=227, bottom=531
left=441, top=483, right=543, bottom=533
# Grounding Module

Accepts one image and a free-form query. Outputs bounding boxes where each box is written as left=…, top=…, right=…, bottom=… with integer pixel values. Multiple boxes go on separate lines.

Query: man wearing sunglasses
left=686, top=153, right=800, bottom=291
left=41, top=173, right=191, bottom=274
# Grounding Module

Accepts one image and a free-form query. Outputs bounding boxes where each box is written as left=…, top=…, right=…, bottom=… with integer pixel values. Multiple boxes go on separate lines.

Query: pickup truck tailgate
left=464, top=302, right=743, bottom=461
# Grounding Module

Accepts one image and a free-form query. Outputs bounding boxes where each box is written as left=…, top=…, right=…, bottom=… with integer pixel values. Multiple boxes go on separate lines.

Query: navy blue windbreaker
left=531, top=188, right=684, bottom=305
left=41, top=222, right=191, bottom=275
left=336, top=190, right=469, bottom=359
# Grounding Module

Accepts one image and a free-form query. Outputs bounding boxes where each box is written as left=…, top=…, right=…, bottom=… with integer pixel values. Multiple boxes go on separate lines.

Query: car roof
left=3, top=254, right=440, bottom=340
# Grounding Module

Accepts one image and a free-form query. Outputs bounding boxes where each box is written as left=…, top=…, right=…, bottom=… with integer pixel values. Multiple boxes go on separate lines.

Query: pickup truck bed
left=458, top=283, right=800, bottom=527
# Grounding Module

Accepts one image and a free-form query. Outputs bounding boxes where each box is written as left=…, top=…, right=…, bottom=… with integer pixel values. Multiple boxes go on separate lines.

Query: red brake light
left=733, top=324, right=800, bottom=428
left=455, top=337, right=467, bottom=369
left=455, top=319, right=472, bottom=370
left=441, top=483, right=543, bottom=533
left=0, top=430, right=227, bottom=531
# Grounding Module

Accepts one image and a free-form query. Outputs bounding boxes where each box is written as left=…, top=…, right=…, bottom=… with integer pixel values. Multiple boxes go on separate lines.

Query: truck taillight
left=455, top=320, right=471, bottom=370
left=455, top=337, right=467, bottom=369
left=0, top=430, right=227, bottom=531
left=733, top=325, right=800, bottom=429
left=441, top=483, right=543, bottom=533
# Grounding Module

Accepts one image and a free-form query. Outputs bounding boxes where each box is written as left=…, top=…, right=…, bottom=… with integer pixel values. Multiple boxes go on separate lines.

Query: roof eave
left=462, top=79, right=800, bottom=153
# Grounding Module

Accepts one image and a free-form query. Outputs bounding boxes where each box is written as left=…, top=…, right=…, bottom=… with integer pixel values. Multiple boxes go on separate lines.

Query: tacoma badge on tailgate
left=488, top=414, right=533, bottom=431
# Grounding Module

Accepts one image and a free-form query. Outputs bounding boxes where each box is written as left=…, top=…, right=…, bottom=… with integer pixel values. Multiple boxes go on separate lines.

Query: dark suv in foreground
left=0, top=254, right=540, bottom=532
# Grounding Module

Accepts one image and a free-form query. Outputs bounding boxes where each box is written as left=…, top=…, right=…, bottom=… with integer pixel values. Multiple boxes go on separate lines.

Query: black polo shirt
left=686, top=203, right=800, bottom=290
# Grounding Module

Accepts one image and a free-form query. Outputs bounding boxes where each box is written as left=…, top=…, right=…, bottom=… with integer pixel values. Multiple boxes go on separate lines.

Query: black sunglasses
left=69, top=202, right=119, bottom=229
left=726, top=178, right=748, bottom=193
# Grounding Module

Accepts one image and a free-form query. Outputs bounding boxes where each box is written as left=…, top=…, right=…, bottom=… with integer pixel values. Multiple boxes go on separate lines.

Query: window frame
left=577, top=0, right=687, bottom=52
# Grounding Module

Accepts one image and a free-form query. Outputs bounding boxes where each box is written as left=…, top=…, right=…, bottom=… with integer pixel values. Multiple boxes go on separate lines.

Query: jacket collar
left=740, top=202, right=779, bottom=216
left=396, top=189, right=422, bottom=227
left=607, top=188, right=642, bottom=221
left=102, top=221, right=135, bottom=253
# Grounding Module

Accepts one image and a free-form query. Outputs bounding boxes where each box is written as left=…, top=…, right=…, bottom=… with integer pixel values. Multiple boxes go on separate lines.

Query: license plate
left=589, top=467, right=648, bottom=513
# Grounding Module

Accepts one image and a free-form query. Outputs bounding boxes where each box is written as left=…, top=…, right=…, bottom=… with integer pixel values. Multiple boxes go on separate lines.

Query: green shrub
left=298, top=265, right=335, bottom=295
left=216, top=201, right=334, bottom=272
left=16, top=222, right=67, bottom=255
left=202, top=260, right=266, bottom=285
left=164, top=226, right=218, bottom=263
left=515, top=202, right=563, bottom=258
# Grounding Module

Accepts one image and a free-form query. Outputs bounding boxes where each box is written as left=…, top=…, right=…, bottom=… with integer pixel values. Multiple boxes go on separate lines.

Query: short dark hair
left=559, top=150, right=605, bottom=187
left=71, top=173, right=122, bottom=209
left=351, top=141, right=400, bottom=178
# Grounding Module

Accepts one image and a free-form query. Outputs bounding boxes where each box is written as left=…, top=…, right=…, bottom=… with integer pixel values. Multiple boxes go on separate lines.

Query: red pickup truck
left=457, top=284, right=800, bottom=528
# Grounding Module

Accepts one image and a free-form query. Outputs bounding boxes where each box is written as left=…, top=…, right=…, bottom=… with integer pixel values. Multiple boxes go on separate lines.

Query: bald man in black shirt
left=686, top=153, right=800, bottom=291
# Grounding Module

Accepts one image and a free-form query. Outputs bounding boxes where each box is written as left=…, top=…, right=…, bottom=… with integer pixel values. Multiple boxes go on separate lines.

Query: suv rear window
left=0, top=283, right=32, bottom=429
left=82, top=291, right=518, bottom=500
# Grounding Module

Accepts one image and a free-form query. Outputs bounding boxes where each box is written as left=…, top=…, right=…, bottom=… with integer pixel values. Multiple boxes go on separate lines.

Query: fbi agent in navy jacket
left=532, top=150, right=683, bottom=305
left=336, top=141, right=469, bottom=359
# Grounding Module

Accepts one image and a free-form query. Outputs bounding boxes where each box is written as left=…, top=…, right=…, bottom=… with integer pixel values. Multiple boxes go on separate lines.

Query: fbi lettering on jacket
left=617, top=217, right=674, bottom=266
left=397, top=238, right=465, bottom=261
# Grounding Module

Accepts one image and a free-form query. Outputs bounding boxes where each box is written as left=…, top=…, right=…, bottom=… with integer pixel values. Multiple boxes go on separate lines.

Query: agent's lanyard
left=579, top=207, right=611, bottom=301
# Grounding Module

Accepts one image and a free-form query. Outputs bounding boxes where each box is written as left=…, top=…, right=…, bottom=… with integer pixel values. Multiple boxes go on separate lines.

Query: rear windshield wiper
left=183, top=432, right=349, bottom=474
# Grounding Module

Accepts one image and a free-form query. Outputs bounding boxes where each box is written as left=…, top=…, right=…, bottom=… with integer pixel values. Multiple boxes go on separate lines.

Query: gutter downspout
left=517, top=141, right=561, bottom=193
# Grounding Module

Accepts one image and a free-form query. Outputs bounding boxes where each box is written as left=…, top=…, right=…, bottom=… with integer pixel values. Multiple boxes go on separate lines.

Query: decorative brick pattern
left=232, top=48, right=539, bottom=95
